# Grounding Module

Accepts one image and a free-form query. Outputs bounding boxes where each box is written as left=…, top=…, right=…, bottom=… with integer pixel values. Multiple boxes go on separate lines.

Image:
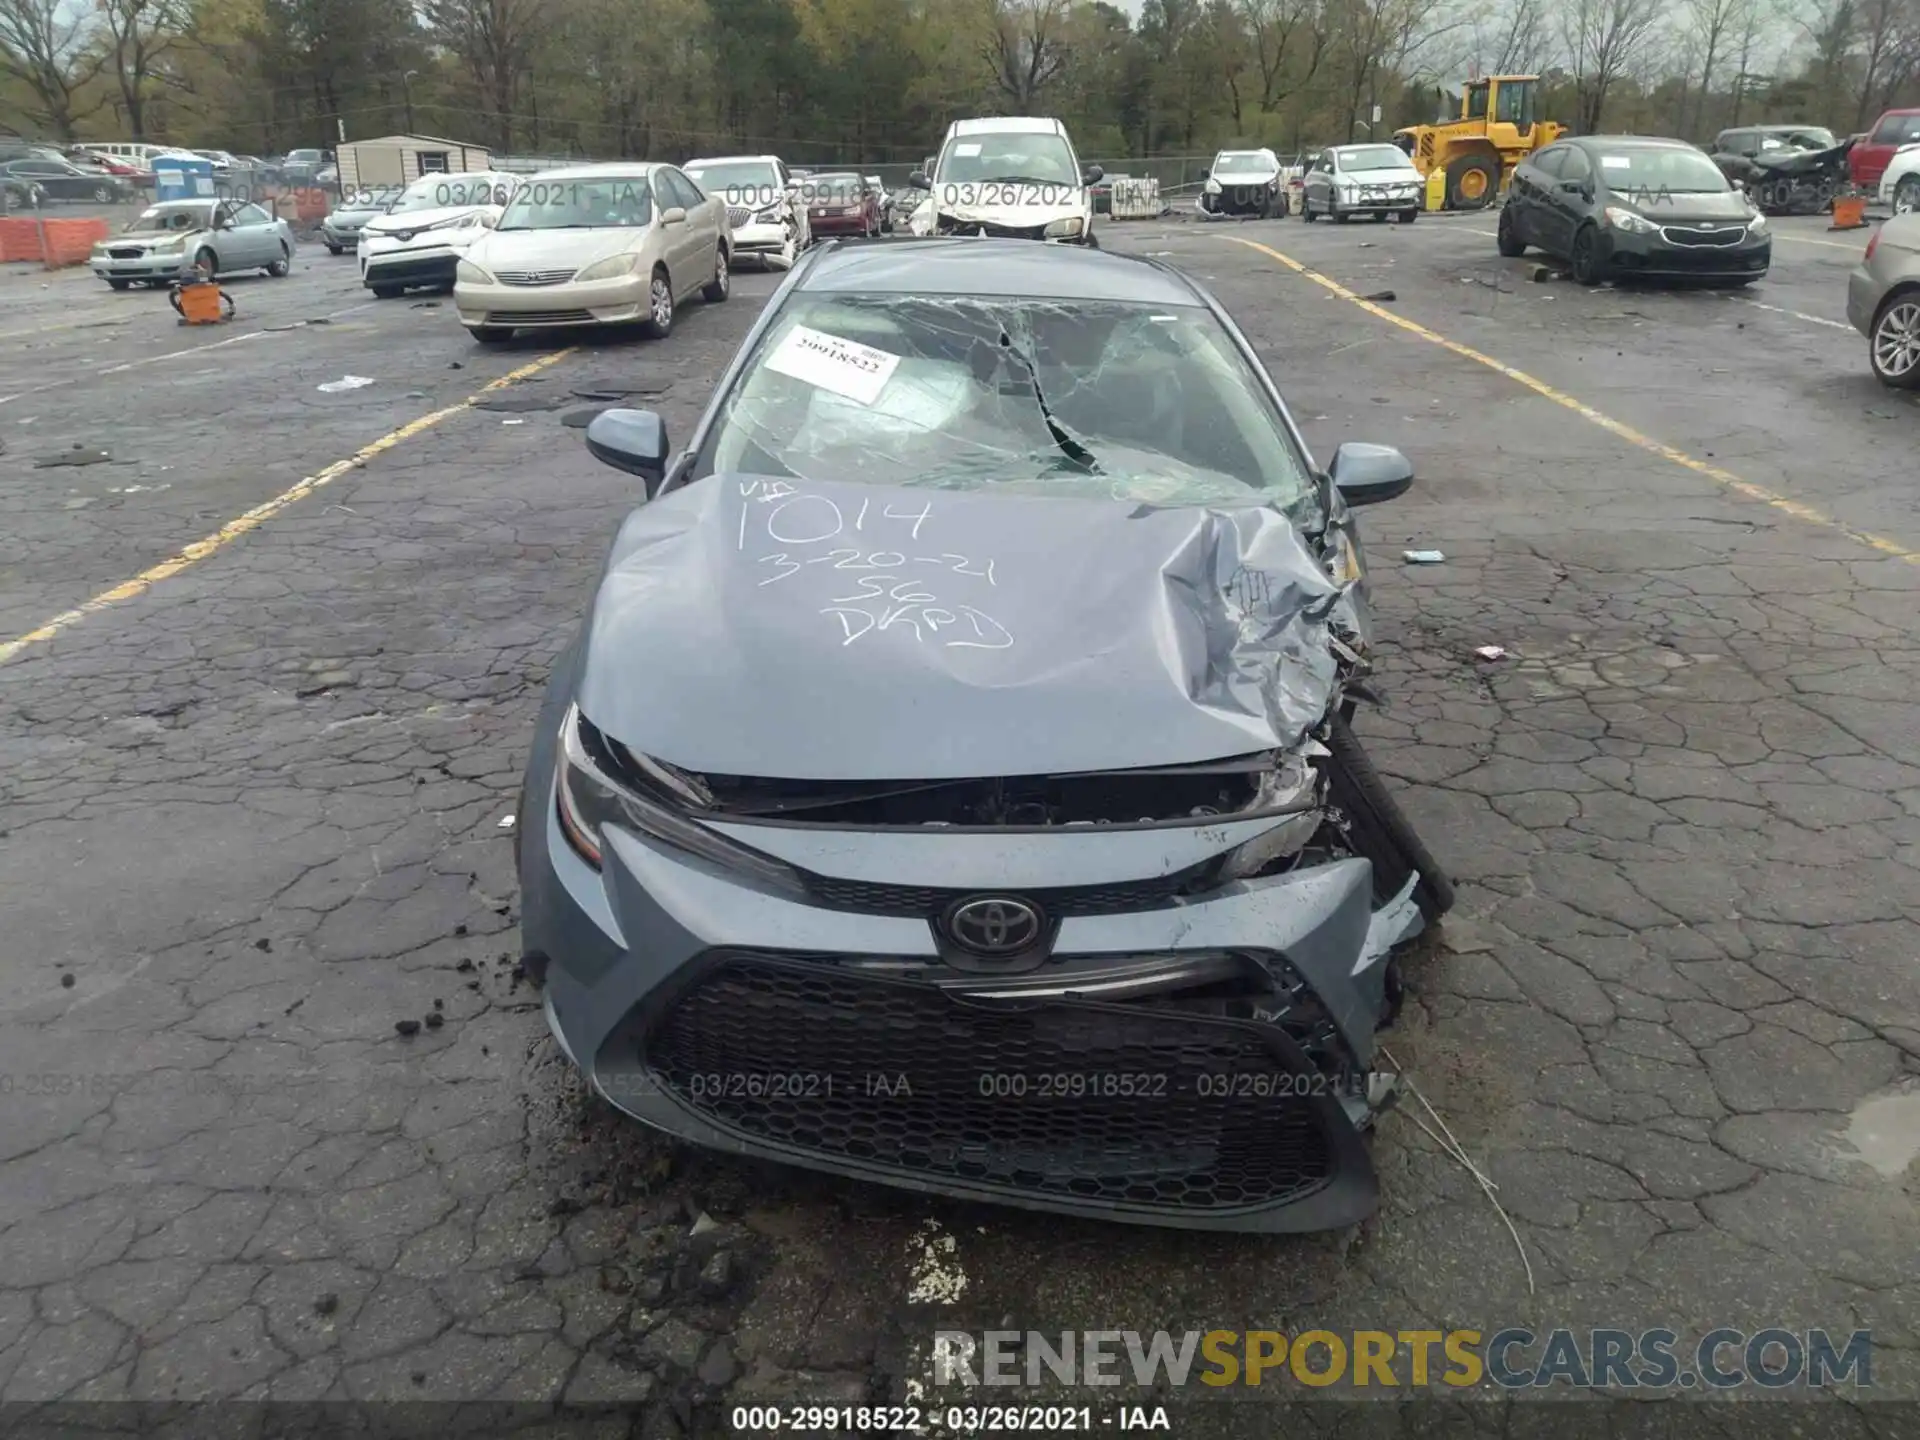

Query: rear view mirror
left=1329, top=442, right=1414, bottom=507
left=908, top=171, right=931, bottom=190
left=1082, top=165, right=1105, bottom=186
left=587, top=409, right=670, bottom=495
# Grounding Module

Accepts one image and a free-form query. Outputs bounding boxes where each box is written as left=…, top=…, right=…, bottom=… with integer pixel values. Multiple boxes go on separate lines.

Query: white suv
left=906, top=117, right=1102, bottom=245
left=683, top=155, right=811, bottom=269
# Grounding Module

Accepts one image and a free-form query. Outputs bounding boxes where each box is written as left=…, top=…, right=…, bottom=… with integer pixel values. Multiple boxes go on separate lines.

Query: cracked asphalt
left=2, top=211, right=1917, bottom=1438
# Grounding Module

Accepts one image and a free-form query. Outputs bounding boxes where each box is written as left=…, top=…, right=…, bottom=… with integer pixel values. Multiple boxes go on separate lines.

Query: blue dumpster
left=154, top=153, right=215, bottom=203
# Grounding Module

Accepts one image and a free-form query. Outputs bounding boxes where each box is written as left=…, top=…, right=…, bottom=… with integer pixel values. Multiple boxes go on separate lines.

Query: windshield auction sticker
left=764, top=325, right=901, bottom=407
left=939, top=182, right=1078, bottom=208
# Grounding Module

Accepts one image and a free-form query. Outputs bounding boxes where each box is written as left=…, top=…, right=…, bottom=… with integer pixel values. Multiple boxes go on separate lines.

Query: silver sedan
left=1847, top=214, right=1920, bottom=388
left=89, top=199, right=297, bottom=289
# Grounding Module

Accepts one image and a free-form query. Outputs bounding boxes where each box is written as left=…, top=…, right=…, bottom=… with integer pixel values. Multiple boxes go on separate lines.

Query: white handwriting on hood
left=736, top=480, right=1013, bottom=650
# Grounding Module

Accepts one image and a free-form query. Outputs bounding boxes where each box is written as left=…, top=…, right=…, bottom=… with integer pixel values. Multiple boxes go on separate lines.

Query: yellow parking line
left=0, top=349, right=575, bottom=667
left=1223, top=236, right=1919, bottom=568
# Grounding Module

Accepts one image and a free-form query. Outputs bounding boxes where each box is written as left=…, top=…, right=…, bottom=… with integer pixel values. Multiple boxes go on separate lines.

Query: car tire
left=1398, top=207, right=1418, bottom=223
left=94, top=184, right=114, bottom=202
left=1570, top=223, right=1606, bottom=286
left=1496, top=204, right=1527, bottom=256
left=470, top=325, right=513, bottom=345
left=1868, top=289, right=1920, bottom=389
left=267, top=246, right=290, bottom=277
left=640, top=264, right=674, bottom=339
left=1895, top=176, right=1920, bottom=215
left=1445, top=153, right=1499, bottom=210
left=1324, top=713, right=1456, bottom=922
left=371, top=284, right=402, bottom=299
left=193, top=248, right=218, bottom=281
left=1302, top=198, right=1317, bottom=223
left=701, top=245, right=729, bottom=303
left=326, top=244, right=344, bottom=255
left=107, top=278, right=131, bottom=290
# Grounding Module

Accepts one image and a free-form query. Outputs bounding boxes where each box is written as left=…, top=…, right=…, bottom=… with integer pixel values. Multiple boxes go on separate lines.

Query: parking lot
left=2, top=210, right=1917, bottom=1435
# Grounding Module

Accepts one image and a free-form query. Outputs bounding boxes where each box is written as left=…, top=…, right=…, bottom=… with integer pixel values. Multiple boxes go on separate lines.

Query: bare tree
left=1235, top=0, right=1328, bottom=114
left=96, top=0, right=190, bottom=138
left=1561, top=0, right=1661, bottom=130
left=1683, top=0, right=1749, bottom=135
left=419, top=0, right=546, bottom=149
left=1476, top=0, right=1554, bottom=75
left=982, top=0, right=1072, bottom=108
left=0, top=0, right=105, bottom=137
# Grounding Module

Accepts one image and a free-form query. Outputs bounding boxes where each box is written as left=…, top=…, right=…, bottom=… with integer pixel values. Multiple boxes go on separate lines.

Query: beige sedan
left=453, top=163, right=731, bottom=344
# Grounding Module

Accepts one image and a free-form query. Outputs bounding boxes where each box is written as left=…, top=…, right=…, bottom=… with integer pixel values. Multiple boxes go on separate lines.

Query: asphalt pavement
left=1, top=213, right=1917, bottom=1436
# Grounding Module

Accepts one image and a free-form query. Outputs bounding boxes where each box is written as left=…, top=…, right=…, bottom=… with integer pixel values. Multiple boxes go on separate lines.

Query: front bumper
left=1847, top=263, right=1882, bottom=336
left=1330, top=187, right=1422, bottom=214
left=1198, top=184, right=1279, bottom=216
left=362, top=238, right=467, bottom=288
left=456, top=273, right=648, bottom=329
left=809, top=213, right=870, bottom=235
left=320, top=222, right=364, bottom=248
left=730, top=220, right=790, bottom=256
left=91, top=250, right=191, bottom=281
left=520, top=737, right=1421, bottom=1233
left=1600, top=228, right=1771, bottom=279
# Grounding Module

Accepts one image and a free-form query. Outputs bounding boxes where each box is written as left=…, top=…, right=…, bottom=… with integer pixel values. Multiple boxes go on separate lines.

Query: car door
left=653, top=169, right=705, bottom=294
left=1542, top=146, right=1594, bottom=256
left=208, top=201, right=244, bottom=269
left=235, top=203, right=280, bottom=265
left=1512, top=146, right=1563, bottom=244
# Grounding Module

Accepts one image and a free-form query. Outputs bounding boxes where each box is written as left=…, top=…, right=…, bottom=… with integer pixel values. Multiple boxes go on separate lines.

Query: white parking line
left=1733, top=298, right=1853, bottom=330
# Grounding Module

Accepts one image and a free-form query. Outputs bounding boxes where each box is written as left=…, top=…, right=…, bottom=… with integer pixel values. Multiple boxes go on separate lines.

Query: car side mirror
left=660, top=206, right=688, bottom=226
left=908, top=171, right=931, bottom=190
left=1329, top=441, right=1414, bottom=507
left=1082, top=164, right=1104, bottom=185
left=586, top=409, right=670, bottom=495
left=478, top=212, right=498, bottom=228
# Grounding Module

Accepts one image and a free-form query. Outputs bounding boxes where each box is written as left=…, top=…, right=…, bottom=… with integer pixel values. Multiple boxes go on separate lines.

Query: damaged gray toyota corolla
left=516, top=237, right=1454, bottom=1233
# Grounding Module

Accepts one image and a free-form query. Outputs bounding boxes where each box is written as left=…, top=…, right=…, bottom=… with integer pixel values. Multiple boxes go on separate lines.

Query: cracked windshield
left=697, top=295, right=1316, bottom=509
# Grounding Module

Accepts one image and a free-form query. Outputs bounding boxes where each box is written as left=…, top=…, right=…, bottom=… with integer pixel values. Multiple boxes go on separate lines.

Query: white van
left=906, top=117, right=1102, bottom=245
left=76, top=143, right=191, bottom=168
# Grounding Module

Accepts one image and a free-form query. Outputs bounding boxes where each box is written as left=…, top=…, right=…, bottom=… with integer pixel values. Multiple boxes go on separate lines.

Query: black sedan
left=514, top=237, right=1456, bottom=1235
left=0, top=158, right=133, bottom=204
left=1498, top=135, right=1771, bottom=285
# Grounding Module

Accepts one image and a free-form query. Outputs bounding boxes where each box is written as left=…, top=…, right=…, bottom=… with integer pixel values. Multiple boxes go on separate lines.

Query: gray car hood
left=577, top=474, right=1350, bottom=780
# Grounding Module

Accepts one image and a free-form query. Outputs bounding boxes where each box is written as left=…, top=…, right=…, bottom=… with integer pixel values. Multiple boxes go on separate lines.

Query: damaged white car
left=906, top=116, right=1103, bottom=245
left=1197, top=148, right=1289, bottom=219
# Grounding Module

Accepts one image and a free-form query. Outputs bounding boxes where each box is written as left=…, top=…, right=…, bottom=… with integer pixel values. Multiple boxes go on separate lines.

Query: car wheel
left=94, top=183, right=114, bottom=202
left=1445, top=153, right=1499, bottom=210
left=1895, top=176, right=1920, bottom=215
left=471, top=325, right=513, bottom=345
left=371, top=284, right=402, bottom=299
left=1869, top=290, right=1920, bottom=389
left=1302, top=198, right=1317, bottom=223
left=701, top=244, right=729, bottom=303
left=1398, top=208, right=1418, bottom=224
left=1331, top=203, right=1349, bottom=224
left=641, top=264, right=674, bottom=339
left=1496, top=204, right=1527, bottom=256
left=193, top=248, right=218, bottom=281
left=267, top=245, right=290, bottom=277
left=1570, top=223, right=1606, bottom=286
left=326, top=244, right=343, bottom=255
left=1324, top=713, right=1456, bottom=922
left=107, top=278, right=131, bottom=290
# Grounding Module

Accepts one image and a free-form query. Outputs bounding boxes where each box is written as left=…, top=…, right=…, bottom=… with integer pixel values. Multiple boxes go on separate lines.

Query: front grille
left=943, top=220, right=1048, bottom=240
left=802, top=863, right=1218, bottom=917
left=1657, top=223, right=1745, bottom=248
left=485, top=308, right=594, bottom=325
left=495, top=268, right=576, bottom=286
left=726, top=206, right=752, bottom=228
left=108, top=247, right=143, bottom=259
left=644, top=955, right=1337, bottom=1212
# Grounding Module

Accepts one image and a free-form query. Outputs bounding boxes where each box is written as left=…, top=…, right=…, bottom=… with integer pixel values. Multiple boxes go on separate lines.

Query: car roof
left=949, top=117, right=1066, bottom=136
left=796, top=239, right=1204, bottom=306
left=684, top=155, right=780, bottom=167
left=518, top=163, right=654, bottom=180
left=1570, top=135, right=1700, bottom=149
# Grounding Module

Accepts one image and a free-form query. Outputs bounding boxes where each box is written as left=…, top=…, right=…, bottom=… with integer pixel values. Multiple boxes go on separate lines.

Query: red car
left=67, top=151, right=153, bottom=184
left=803, top=171, right=881, bottom=237
left=1850, top=108, right=1920, bottom=188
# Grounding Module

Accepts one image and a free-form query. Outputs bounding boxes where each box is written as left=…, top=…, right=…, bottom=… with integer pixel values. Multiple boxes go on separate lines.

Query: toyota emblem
left=944, top=896, right=1044, bottom=957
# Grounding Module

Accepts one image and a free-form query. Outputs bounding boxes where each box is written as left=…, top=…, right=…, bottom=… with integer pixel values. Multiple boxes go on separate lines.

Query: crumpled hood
left=470, top=228, right=640, bottom=272
left=936, top=188, right=1088, bottom=229
left=577, top=474, right=1351, bottom=780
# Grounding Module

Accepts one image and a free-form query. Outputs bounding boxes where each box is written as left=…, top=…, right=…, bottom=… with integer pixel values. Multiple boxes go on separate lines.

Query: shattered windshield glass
left=694, top=294, right=1316, bottom=510
left=125, top=205, right=213, bottom=233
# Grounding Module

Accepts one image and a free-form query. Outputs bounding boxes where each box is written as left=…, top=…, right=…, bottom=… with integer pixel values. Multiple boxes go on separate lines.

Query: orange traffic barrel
left=170, top=281, right=235, bottom=324
left=1831, top=194, right=1868, bottom=230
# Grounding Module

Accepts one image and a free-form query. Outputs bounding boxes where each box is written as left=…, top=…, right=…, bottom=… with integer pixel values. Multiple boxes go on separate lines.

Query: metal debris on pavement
left=1403, top=550, right=1446, bottom=564
left=34, top=445, right=114, bottom=468
left=1474, top=645, right=1508, bottom=661
left=475, top=393, right=566, bottom=412
left=1359, top=290, right=1396, bottom=302
left=317, top=376, right=374, bottom=392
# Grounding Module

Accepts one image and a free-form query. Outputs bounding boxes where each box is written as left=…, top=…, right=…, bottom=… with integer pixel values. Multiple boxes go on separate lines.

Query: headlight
left=1217, top=753, right=1323, bottom=880
left=554, top=705, right=803, bottom=895
left=575, top=252, right=640, bottom=282
left=1044, top=216, right=1085, bottom=238
left=752, top=205, right=782, bottom=223
left=456, top=258, right=492, bottom=284
left=149, top=237, right=185, bottom=254
left=1204, top=178, right=1222, bottom=194
left=1747, top=212, right=1768, bottom=232
left=1327, top=526, right=1363, bottom=585
left=1603, top=205, right=1657, bottom=234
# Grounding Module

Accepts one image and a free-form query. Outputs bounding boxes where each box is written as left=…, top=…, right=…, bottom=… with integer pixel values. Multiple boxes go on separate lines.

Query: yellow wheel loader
left=1392, top=76, right=1564, bottom=211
